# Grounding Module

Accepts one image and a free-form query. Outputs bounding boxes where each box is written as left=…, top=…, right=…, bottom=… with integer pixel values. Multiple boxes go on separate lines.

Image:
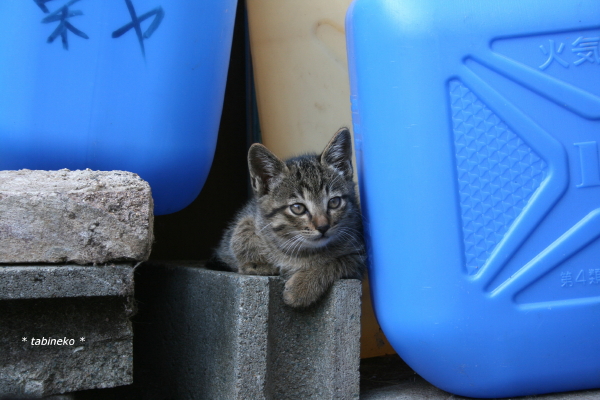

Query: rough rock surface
left=0, top=169, right=154, bottom=264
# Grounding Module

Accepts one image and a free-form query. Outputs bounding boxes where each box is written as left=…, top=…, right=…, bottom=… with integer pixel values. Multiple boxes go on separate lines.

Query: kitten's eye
left=328, top=196, right=342, bottom=209
left=290, top=203, right=306, bottom=215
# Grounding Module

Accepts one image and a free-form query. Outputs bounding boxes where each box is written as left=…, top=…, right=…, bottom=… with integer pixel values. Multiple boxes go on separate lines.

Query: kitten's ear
left=248, top=143, right=286, bottom=196
left=321, top=128, right=353, bottom=179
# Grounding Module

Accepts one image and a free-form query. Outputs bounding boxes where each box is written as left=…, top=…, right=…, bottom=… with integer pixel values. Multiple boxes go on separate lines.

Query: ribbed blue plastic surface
left=346, top=0, right=600, bottom=397
left=0, top=0, right=237, bottom=214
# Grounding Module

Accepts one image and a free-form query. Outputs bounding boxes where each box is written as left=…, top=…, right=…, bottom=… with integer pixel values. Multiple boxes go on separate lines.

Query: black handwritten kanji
left=34, top=0, right=54, bottom=13
left=112, top=0, right=164, bottom=58
left=38, top=0, right=89, bottom=50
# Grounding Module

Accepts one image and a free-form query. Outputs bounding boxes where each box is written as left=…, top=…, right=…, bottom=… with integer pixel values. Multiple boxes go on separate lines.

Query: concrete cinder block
left=266, top=278, right=361, bottom=399
left=0, top=264, right=135, bottom=397
left=0, top=169, right=153, bottom=264
left=0, top=264, right=135, bottom=300
left=0, top=297, right=134, bottom=398
left=134, top=261, right=361, bottom=400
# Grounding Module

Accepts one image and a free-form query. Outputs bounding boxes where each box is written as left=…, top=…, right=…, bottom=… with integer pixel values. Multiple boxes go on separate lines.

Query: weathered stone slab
left=0, top=295, right=134, bottom=398
left=134, top=261, right=361, bottom=400
left=0, top=264, right=135, bottom=300
left=0, top=263, right=135, bottom=397
left=0, top=169, right=154, bottom=265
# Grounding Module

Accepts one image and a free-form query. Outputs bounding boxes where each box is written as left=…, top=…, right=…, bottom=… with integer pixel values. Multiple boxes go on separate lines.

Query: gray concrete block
left=0, top=264, right=135, bottom=300
left=0, top=295, right=134, bottom=398
left=0, top=169, right=153, bottom=264
left=134, top=261, right=361, bottom=400
left=0, top=263, right=135, bottom=397
left=266, top=278, right=361, bottom=399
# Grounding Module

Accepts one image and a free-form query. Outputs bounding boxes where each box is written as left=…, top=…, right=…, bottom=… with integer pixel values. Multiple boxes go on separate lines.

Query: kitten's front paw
left=283, top=274, right=323, bottom=308
left=239, top=263, right=279, bottom=276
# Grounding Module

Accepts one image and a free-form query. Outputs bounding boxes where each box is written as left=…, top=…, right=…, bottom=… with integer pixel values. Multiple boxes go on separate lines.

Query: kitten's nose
left=316, top=224, right=330, bottom=235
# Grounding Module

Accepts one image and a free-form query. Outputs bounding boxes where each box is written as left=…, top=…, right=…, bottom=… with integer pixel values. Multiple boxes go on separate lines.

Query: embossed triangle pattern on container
left=449, top=80, right=548, bottom=274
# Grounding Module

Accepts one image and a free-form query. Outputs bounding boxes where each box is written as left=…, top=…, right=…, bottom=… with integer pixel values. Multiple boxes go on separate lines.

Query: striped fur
left=212, top=128, right=366, bottom=307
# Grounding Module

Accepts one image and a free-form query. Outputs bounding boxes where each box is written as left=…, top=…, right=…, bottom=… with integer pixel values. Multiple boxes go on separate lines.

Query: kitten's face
left=249, top=128, right=363, bottom=256
left=261, top=159, right=360, bottom=254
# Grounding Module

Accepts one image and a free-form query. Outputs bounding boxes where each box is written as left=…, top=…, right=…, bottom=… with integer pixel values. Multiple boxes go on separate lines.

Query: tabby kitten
left=212, top=128, right=366, bottom=308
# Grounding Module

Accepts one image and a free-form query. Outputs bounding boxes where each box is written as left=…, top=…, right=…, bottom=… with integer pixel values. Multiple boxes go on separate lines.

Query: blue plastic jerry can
left=347, top=0, right=600, bottom=397
left=0, top=0, right=237, bottom=215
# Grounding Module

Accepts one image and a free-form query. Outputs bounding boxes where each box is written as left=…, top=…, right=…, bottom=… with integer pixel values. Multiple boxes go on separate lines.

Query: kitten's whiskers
left=291, top=236, right=305, bottom=259
left=258, top=222, right=273, bottom=233
left=335, top=228, right=364, bottom=255
left=279, top=234, right=304, bottom=256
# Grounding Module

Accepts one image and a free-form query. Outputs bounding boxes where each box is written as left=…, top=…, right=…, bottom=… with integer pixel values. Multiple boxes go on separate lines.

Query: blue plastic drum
left=0, top=0, right=237, bottom=214
left=347, top=0, right=600, bottom=397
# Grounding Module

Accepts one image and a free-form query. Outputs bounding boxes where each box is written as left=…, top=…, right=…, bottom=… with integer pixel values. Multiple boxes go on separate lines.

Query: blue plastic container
left=0, top=0, right=237, bottom=215
left=347, top=0, right=600, bottom=397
